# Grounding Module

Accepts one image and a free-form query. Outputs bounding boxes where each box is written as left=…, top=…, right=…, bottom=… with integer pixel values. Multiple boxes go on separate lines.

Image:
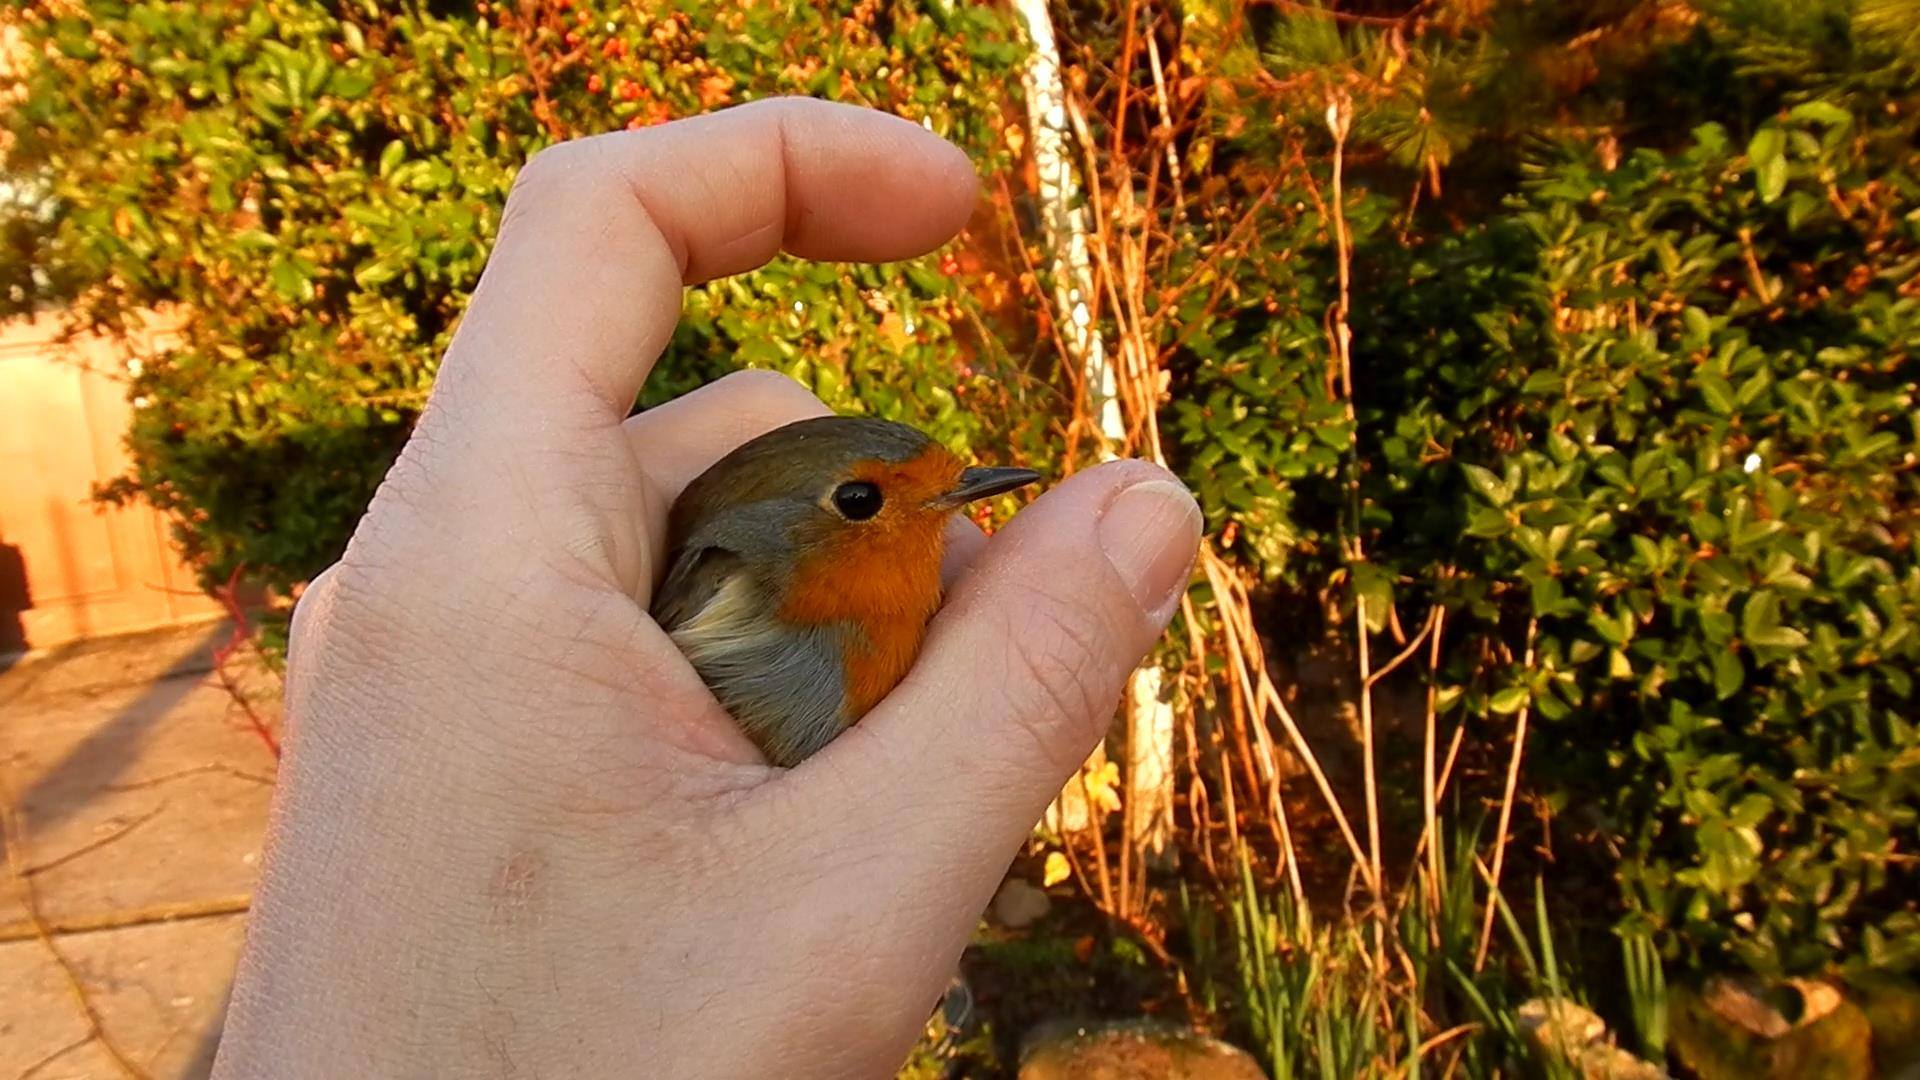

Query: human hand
left=214, top=99, right=1200, bottom=1079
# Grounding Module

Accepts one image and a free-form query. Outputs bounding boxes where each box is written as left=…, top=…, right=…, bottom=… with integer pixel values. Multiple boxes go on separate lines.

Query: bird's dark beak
left=934, top=466, right=1041, bottom=509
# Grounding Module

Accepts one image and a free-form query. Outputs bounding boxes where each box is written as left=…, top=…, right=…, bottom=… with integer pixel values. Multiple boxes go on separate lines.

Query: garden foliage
left=1, top=0, right=1034, bottom=592
left=4, top=0, right=1918, bottom=1032
left=1086, top=0, right=1920, bottom=983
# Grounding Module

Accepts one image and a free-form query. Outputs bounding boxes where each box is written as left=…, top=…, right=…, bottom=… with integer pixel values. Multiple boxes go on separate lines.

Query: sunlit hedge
left=1, top=0, right=1033, bottom=591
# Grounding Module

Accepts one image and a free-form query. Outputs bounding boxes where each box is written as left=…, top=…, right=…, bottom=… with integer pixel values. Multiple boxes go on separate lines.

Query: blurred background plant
left=5, top=0, right=1917, bottom=1075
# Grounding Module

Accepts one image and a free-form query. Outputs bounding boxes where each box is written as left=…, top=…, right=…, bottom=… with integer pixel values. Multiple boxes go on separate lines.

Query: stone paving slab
left=1, top=622, right=279, bottom=1079
left=0, top=913, right=241, bottom=1079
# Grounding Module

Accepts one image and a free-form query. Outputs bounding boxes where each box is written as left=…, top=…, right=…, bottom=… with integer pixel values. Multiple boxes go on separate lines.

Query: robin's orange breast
left=776, top=506, right=947, bottom=720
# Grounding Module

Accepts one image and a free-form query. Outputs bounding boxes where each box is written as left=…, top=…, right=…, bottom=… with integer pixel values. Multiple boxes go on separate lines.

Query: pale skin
left=213, top=99, right=1202, bottom=1078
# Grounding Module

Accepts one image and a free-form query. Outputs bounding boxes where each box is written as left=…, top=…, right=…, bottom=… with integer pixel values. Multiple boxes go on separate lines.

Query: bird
left=650, top=414, right=1040, bottom=767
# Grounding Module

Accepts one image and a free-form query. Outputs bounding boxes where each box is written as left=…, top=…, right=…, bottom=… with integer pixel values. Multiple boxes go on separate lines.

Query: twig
left=1205, top=553, right=1375, bottom=888
left=1737, top=227, right=1776, bottom=305
left=1258, top=0, right=1432, bottom=27
left=1076, top=765, right=1117, bottom=915
left=1420, top=606, right=1449, bottom=912
left=25, top=803, right=166, bottom=877
left=1324, top=90, right=1387, bottom=943
left=1365, top=604, right=1441, bottom=688
left=1474, top=617, right=1539, bottom=971
left=1416, top=1022, right=1481, bottom=1059
left=208, top=565, right=280, bottom=760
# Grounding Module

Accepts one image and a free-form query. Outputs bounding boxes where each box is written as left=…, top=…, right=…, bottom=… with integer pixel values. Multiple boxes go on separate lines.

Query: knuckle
left=708, top=369, right=827, bottom=439
left=716, top=367, right=814, bottom=411
left=288, top=563, right=340, bottom=640
left=503, top=137, right=621, bottom=225
left=510, top=139, right=599, bottom=200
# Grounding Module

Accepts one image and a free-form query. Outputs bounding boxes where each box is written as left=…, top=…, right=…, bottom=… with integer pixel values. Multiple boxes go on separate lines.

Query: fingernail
left=1098, top=479, right=1202, bottom=622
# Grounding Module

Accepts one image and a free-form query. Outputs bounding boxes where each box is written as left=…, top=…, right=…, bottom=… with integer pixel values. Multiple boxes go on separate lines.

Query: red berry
left=586, top=74, right=603, bottom=94
left=564, top=30, right=580, bottom=46
left=619, top=81, right=640, bottom=101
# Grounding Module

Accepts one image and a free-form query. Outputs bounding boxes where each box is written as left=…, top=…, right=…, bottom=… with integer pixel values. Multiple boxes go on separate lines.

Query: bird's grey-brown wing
left=648, top=539, right=850, bottom=768
left=650, top=543, right=744, bottom=634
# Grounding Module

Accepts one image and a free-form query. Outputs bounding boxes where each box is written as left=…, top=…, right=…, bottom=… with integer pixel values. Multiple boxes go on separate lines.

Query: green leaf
left=1351, top=563, right=1394, bottom=634
left=1609, top=649, right=1633, bottom=680
left=328, top=67, right=375, bottom=99
left=1786, top=100, right=1851, bottom=128
left=1465, top=505, right=1509, bottom=538
left=1756, top=156, right=1788, bottom=204
left=268, top=255, right=311, bottom=301
left=1748, top=625, right=1809, bottom=649
left=1461, top=463, right=1510, bottom=506
left=1712, top=650, right=1745, bottom=699
left=1489, top=687, right=1529, bottom=715
left=1741, top=592, right=1782, bottom=644
left=1698, top=374, right=1736, bottom=415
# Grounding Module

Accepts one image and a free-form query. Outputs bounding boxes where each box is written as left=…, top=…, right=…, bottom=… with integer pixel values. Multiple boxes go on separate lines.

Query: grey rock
left=992, top=878, right=1053, bottom=929
left=1518, top=997, right=1671, bottom=1080
left=1019, top=1018, right=1266, bottom=1080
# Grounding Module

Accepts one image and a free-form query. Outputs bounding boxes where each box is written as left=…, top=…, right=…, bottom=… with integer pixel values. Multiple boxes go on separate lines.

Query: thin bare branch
left=1475, top=618, right=1540, bottom=971
left=1366, top=604, right=1441, bottom=688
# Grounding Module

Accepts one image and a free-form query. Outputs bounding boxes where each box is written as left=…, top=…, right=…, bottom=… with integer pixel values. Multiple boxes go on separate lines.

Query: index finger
left=426, top=98, right=979, bottom=451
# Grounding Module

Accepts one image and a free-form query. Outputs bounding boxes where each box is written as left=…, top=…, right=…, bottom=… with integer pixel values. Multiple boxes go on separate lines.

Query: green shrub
left=1446, top=110, right=1920, bottom=976
left=1141, top=1, right=1920, bottom=978
left=2, top=0, right=1032, bottom=592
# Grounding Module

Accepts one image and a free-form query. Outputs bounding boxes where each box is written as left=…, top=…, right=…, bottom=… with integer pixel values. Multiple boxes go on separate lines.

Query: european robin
left=652, top=415, right=1040, bottom=766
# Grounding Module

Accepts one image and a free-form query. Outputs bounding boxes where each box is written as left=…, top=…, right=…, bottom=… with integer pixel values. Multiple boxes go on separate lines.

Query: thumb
left=820, top=459, right=1201, bottom=862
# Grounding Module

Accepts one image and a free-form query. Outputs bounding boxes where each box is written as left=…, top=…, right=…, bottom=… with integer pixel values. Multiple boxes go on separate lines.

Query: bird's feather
left=664, top=568, right=849, bottom=766
left=651, top=543, right=743, bottom=636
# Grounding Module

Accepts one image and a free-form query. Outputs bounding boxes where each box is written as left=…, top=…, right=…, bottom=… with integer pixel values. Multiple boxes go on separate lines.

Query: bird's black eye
left=831, top=480, right=883, bottom=521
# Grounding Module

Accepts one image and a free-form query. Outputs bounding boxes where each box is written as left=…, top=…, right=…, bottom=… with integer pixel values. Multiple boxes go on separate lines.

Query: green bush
left=1445, top=110, right=1920, bottom=976
left=1117, top=1, right=1920, bottom=979
left=2, top=0, right=1032, bottom=592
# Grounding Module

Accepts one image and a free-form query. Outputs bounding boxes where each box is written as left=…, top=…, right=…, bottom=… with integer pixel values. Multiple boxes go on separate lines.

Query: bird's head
left=667, top=416, right=1039, bottom=622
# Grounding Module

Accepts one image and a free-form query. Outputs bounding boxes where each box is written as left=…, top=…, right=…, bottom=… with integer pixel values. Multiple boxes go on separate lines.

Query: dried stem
left=209, top=566, right=281, bottom=761
left=1420, top=606, right=1449, bottom=912
left=1366, top=605, right=1440, bottom=689
left=1206, top=554, right=1373, bottom=885
left=1077, top=764, right=1118, bottom=915
left=1475, top=617, right=1540, bottom=970
left=1322, top=90, right=1386, bottom=927
left=0, top=893, right=254, bottom=944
